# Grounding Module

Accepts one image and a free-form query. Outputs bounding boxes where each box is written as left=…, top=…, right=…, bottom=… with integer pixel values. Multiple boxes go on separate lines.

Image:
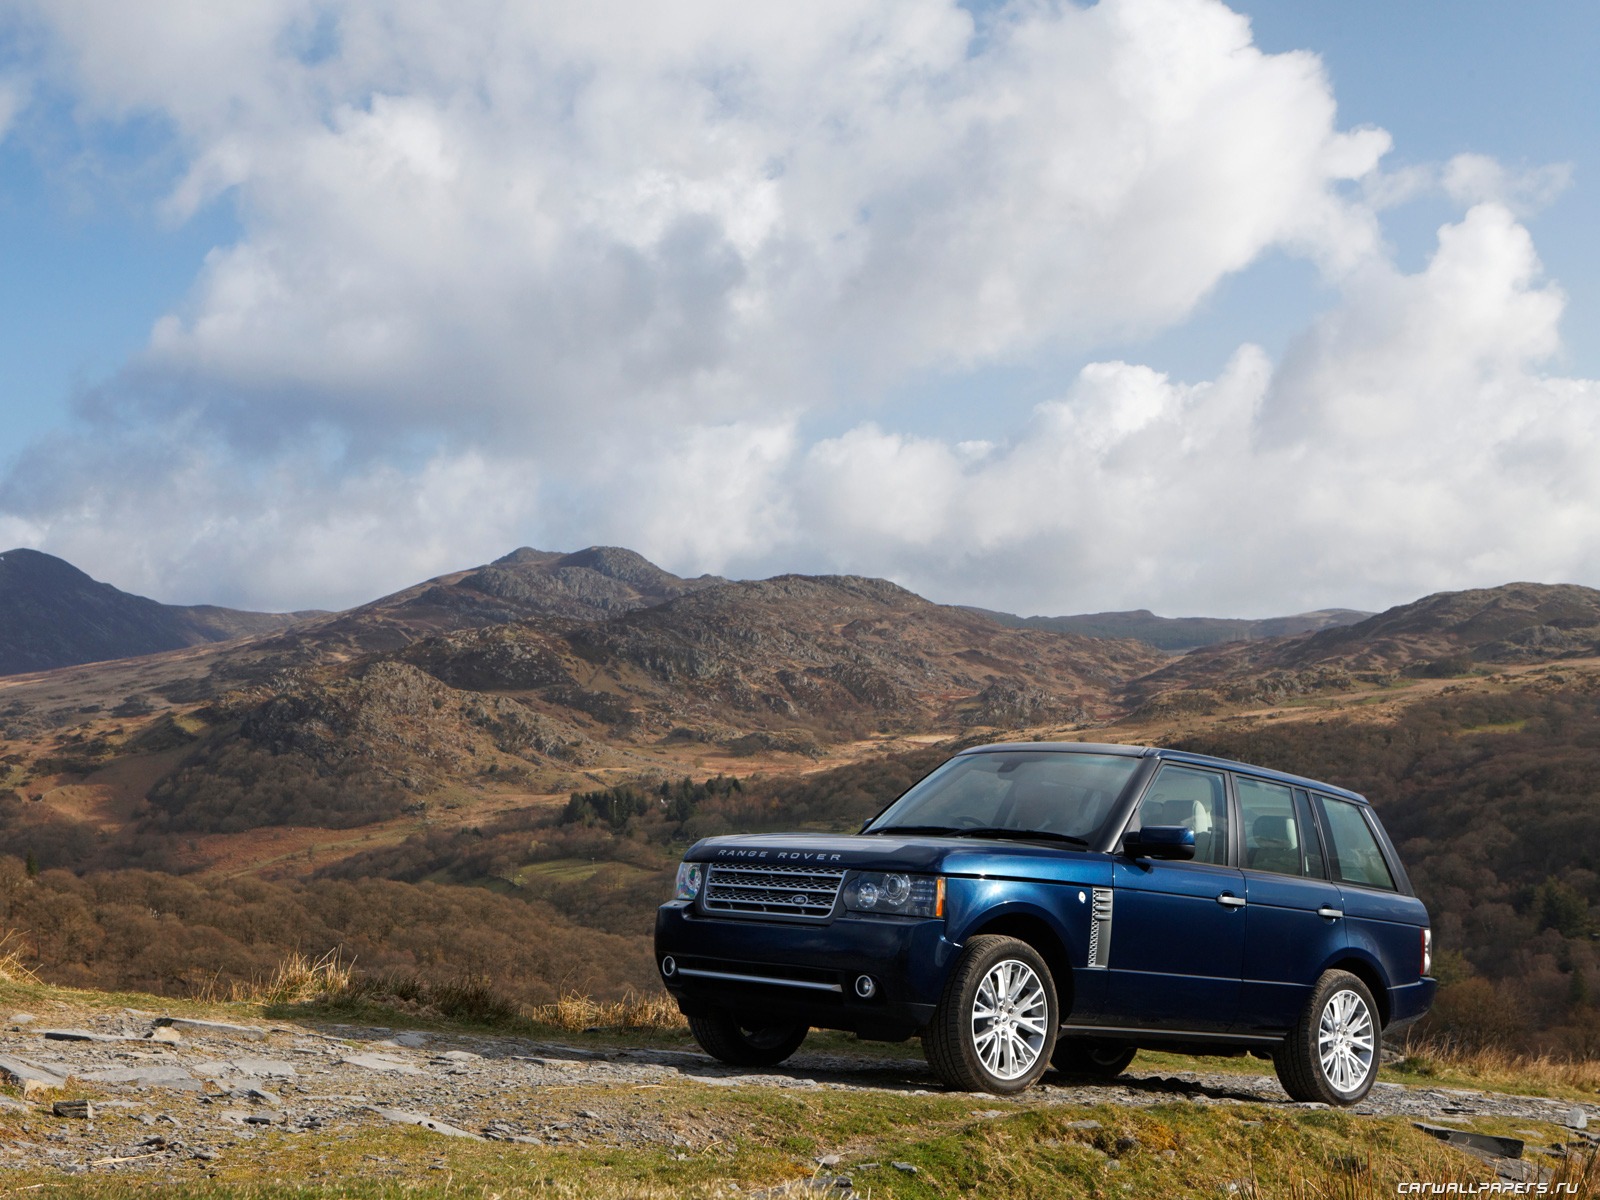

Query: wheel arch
left=962, top=908, right=1076, bottom=1016
left=1324, top=953, right=1391, bottom=1028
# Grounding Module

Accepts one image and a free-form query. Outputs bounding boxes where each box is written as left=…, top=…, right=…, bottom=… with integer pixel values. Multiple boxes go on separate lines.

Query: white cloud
left=611, top=205, right=1600, bottom=617
left=1364, top=153, right=1572, bottom=217
left=1442, top=153, right=1572, bottom=215
left=1, top=1, right=1597, bottom=618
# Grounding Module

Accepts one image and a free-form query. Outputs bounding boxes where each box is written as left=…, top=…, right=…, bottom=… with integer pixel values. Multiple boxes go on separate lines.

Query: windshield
left=864, top=751, right=1142, bottom=845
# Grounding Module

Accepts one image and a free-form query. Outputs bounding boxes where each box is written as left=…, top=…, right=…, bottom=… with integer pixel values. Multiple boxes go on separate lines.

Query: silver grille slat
left=704, top=863, right=847, bottom=919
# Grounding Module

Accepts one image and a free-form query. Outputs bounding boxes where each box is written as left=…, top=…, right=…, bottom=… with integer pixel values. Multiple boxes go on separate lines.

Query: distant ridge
left=0, top=548, right=314, bottom=676
left=967, top=606, right=1372, bottom=652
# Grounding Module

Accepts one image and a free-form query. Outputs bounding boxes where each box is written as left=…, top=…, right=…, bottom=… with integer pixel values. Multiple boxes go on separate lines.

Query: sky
left=0, top=0, right=1597, bottom=619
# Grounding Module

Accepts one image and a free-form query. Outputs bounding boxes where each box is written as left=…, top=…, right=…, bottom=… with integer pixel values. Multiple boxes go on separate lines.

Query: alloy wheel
left=1316, top=987, right=1375, bottom=1093
left=969, top=958, right=1050, bottom=1080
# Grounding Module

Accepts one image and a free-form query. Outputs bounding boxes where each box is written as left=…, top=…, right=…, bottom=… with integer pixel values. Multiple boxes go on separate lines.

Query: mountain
left=401, top=572, right=1169, bottom=740
left=0, top=548, right=314, bottom=677
left=968, top=606, right=1371, bottom=651
left=1127, top=581, right=1600, bottom=709
left=246, top=545, right=729, bottom=665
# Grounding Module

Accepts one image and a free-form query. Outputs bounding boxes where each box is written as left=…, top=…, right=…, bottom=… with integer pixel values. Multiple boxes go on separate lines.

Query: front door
left=1100, top=764, right=1245, bottom=1032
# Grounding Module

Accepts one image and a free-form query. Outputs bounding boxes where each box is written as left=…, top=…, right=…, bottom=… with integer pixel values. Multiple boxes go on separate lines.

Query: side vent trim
left=1088, top=888, right=1114, bottom=969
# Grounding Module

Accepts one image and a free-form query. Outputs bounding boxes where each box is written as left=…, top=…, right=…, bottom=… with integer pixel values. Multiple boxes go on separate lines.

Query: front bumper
left=654, top=901, right=956, bottom=1040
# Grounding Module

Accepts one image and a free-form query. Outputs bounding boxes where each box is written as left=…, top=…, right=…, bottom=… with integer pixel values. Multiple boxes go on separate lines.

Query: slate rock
left=8, top=1013, right=36, bottom=1025
left=370, top=1107, right=484, bottom=1139
left=41, top=1028, right=119, bottom=1043
left=342, top=1053, right=423, bottom=1075
left=52, top=1099, right=95, bottom=1119
left=1567, top=1108, right=1589, bottom=1131
left=0, top=1054, right=70, bottom=1096
left=81, top=1065, right=203, bottom=1092
left=152, top=1018, right=268, bottom=1041
left=1414, top=1123, right=1524, bottom=1159
left=193, top=1059, right=298, bottom=1080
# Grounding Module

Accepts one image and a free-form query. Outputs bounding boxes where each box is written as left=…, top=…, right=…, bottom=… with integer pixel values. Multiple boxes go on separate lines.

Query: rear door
left=1235, top=777, right=1345, bottom=1034
left=1314, top=793, right=1420, bottom=1006
left=1103, top=763, right=1245, bottom=1032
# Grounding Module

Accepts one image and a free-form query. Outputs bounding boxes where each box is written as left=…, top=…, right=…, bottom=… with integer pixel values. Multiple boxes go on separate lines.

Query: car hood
left=684, top=831, right=1113, bottom=887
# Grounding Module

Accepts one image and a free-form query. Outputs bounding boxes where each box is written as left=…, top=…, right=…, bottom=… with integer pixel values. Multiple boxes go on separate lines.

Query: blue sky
left=1, top=0, right=1597, bottom=618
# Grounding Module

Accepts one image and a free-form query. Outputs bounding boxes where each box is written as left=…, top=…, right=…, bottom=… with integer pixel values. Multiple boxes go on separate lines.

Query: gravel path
left=1, top=1005, right=1594, bottom=1178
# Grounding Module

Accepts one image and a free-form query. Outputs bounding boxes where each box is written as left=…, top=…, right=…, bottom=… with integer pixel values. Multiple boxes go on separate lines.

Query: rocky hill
left=1126, top=582, right=1600, bottom=710
left=0, top=549, right=312, bottom=677
left=403, top=573, right=1168, bottom=741
left=971, top=606, right=1371, bottom=651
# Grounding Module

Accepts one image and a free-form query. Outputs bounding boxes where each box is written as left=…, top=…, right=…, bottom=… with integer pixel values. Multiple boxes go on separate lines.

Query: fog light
left=661, top=956, right=677, bottom=977
left=854, top=974, right=877, bottom=999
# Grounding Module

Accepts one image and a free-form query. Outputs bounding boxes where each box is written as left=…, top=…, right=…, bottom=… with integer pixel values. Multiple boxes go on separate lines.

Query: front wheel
left=925, top=935, right=1059, bottom=1094
left=688, top=1014, right=808, bottom=1067
left=1274, top=969, right=1380, bottom=1105
left=1052, top=1040, right=1137, bottom=1079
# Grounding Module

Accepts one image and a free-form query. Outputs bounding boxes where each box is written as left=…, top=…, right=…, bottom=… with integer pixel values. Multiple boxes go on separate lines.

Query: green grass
left=3, top=1085, right=1562, bottom=1199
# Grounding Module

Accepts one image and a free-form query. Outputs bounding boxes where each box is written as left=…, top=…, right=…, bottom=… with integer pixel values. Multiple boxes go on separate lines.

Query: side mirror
left=1125, top=825, right=1196, bottom=861
left=858, top=818, right=875, bottom=834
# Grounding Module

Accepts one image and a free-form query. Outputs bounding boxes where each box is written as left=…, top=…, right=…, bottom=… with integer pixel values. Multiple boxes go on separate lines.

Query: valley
left=1, top=546, right=1598, bottom=1065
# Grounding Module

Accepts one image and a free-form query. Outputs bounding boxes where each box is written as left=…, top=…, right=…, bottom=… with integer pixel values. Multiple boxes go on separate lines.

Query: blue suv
left=655, top=743, right=1435, bottom=1102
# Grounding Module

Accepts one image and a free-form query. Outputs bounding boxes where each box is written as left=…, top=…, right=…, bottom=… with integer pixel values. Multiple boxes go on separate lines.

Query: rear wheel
left=1274, top=969, right=1380, bottom=1105
left=1052, top=1040, right=1137, bottom=1079
left=925, top=935, right=1059, bottom=1094
left=688, top=1014, right=808, bottom=1067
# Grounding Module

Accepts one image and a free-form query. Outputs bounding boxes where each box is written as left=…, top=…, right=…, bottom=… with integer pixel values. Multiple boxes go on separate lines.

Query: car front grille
left=702, top=864, right=847, bottom=919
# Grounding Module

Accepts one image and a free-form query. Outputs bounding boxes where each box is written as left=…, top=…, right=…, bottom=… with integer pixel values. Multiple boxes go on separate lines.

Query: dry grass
left=530, top=989, right=686, bottom=1033
left=1396, top=1033, right=1600, bottom=1095
left=186, top=951, right=687, bottom=1035
left=237, top=948, right=355, bottom=1005
left=0, top=930, right=40, bottom=985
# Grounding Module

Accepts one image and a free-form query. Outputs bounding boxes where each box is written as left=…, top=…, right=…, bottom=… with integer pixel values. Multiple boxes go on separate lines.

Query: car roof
left=955, top=741, right=1369, bottom=805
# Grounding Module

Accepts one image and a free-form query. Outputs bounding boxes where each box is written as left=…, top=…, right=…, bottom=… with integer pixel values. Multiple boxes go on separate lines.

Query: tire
left=687, top=1013, right=808, bottom=1067
left=1052, top=1040, right=1137, bottom=1079
left=925, top=935, right=1059, bottom=1095
left=1274, top=969, right=1381, bottom=1105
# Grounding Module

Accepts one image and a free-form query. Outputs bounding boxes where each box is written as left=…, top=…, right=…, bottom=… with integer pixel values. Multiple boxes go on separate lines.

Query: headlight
left=843, top=872, right=944, bottom=918
left=675, top=861, right=704, bottom=901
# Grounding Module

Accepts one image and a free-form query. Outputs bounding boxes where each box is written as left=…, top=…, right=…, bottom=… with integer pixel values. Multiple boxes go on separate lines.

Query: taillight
left=1421, top=928, right=1433, bottom=976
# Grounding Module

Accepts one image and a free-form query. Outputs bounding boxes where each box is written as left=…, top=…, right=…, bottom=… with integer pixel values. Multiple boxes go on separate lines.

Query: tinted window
left=1314, top=795, right=1396, bottom=890
left=1292, top=790, right=1328, bottom=879
left=1132, top=765, right=1230, bottom=865
left=1237, top=776, right=1304, bottom=877
left=869, top=752, right=1142, bottom=842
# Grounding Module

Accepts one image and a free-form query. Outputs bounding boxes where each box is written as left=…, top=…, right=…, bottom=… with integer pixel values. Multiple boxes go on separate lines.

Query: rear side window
left=1314, top=795, right=1396, bottom=891
left=1237, top=776, right=1306, bottom=877
left=1133, top=765, right=1230, bottom=865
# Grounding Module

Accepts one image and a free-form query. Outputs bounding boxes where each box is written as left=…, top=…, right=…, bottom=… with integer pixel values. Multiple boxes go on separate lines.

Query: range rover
left=654, top=742, right=1435, bottom=1102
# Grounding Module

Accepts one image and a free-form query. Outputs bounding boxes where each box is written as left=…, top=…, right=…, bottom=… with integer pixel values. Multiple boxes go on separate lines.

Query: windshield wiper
left=862, top=824, right=962, bottom=836
left=956, top=828, right=1089, bottom=847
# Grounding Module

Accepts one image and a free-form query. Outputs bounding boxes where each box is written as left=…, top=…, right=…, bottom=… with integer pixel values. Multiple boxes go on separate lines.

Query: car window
left=1237, top=775, right=1305, bottom=876
left=868, top=751, right=1141, bottom=840
left=1292, top=789, right=1328, bottom=879
left=1313, top=795, right=1396, bottom=891
left=1132, top=764, right=1229, bottom=865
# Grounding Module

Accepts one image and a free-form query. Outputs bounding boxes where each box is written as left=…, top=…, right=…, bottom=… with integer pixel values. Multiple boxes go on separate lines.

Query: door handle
left=1216, top=894, right=1246, bottom=908
left=1317, top=906, right=1344, bottom=919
